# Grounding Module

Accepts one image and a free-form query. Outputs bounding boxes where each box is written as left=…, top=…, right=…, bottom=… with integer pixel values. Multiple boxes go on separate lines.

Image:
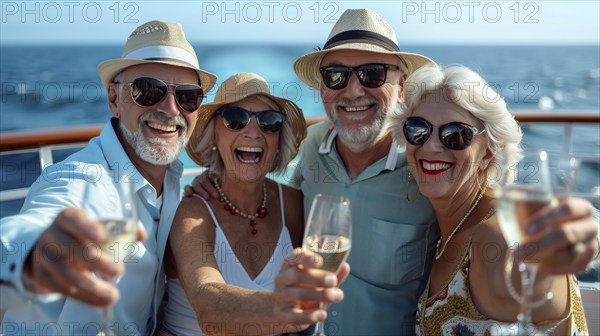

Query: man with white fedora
left=1, top=20, right=216, bottom=335
left=288, top=8, right=439, bottom=335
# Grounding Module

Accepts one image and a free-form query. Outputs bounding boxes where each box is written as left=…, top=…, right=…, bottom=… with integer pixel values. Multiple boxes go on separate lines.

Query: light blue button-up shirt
left=291, top=122, right=438, bottom=336
left=1, top=119, right=183, bottom=335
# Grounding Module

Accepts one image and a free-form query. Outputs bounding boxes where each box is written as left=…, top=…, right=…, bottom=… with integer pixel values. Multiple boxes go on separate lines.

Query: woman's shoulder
left=177, top=192, right=208, bottom=210
left=472, top=215, right=505, bottom=247
left=470, top=215, right=511, bottom=294
left=273, top=181, right=304, bottom=247
left=278, top=183, right=303, bottom=214
left=470, top=216, right=509, bottom=273
left=173, top=193, right=217, bottom=231
left=279, top=183, right=302, bottom=197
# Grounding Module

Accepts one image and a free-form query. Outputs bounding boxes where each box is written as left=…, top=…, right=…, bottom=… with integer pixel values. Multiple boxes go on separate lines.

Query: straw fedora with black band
left=294, top=8, right=435, bottom=89
left=98, top=20, right=217, bottom=94
left=187, top=73, right=307, bottom=167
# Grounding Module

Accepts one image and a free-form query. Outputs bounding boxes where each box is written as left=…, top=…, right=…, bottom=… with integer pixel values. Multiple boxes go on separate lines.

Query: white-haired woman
left=389, top=65, right=593, bottom=335
left=157, top=73, right=333, bottom=336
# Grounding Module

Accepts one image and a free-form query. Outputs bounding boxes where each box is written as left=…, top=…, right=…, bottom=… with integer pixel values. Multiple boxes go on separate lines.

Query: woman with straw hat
left=158, top=73, right=319, bottom=335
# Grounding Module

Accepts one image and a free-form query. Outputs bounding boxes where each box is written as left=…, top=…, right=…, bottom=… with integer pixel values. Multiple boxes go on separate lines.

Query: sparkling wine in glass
left=302, top=194, right=352, bottom=336
left=84, top=180, right=139, bottom=336
left=495, top=150, right=578, bottom=335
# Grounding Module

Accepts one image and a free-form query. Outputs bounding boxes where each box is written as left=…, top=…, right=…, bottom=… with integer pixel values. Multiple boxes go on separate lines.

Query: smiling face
left=406, top=93, right=492, bottom=201
left=108, top=63, right=200, bottom=165
left=213, top=96, right=281, bottom=183
left=319, top=50, right=405, bottom=152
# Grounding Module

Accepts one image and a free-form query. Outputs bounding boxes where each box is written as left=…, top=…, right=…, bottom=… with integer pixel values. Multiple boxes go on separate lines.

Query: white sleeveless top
left=162, top=183, right=293, bottom=336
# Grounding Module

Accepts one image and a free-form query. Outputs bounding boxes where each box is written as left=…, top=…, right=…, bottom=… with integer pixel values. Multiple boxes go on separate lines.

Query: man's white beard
left=330, top=99, right=390, bottom=153
left=119, top=112, right=188, bottom=165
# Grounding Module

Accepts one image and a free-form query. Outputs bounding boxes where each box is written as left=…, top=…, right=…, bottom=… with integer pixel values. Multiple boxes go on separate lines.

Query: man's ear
left=107, top=83, right=120, bottom=118
left=397, top=73, right=407, bottom=104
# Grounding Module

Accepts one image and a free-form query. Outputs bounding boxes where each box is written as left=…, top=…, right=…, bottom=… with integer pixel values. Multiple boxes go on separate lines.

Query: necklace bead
left=214, top=177, right=267, bottom=235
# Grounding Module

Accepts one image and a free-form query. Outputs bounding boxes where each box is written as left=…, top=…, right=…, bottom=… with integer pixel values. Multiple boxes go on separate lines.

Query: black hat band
left=323, top=30, right=400, bottom=52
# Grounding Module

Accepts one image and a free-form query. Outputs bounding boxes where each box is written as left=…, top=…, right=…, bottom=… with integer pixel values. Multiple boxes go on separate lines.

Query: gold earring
left=405, top=173, right=420, bottom=203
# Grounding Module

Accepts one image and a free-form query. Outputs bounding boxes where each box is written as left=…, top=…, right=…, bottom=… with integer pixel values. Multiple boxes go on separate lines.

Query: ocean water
left=1, top=45, right=599, bottom=129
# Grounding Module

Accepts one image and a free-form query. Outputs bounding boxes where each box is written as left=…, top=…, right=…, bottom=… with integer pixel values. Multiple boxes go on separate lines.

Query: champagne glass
left=83, top=179, right=139, bottom=336
left=495, top=150, right=578, bottom=335
left=302, top=194, right=352, bottom=336
left=546, top=153, right=579, bottom=201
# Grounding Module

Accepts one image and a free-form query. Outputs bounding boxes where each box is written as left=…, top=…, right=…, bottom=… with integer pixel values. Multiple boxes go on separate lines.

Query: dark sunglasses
left=119, top=77, right=204, bottom=112
left=403, top=116, right=486, bottom=151
left=217, top=107, right=287, bottom=133
left=319, top=63, right=400, bottom=90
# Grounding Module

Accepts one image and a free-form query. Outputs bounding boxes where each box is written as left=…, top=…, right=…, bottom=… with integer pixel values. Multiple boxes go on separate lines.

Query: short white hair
left=389, top=65, right=523, bottom=182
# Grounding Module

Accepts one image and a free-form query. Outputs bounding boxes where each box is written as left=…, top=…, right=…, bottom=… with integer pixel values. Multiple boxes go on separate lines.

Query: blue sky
left=1, top=1, right=599, bottom=45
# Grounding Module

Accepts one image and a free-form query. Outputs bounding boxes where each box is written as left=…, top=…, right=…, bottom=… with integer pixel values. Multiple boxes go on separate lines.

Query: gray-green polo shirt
left=291, top=122, right=438, bottom=336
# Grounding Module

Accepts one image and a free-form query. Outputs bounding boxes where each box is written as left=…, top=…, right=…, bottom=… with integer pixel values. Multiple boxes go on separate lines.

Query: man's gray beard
left=119, top=113, right=188, bottom=165
left=330, top=104, right=390, bottom=153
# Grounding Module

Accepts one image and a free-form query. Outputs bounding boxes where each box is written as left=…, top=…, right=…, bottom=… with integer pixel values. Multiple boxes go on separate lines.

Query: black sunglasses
left=218, top=107, right=287, bottom=133
left=119, top=77, right=204, bottom=112
left=403, top=117, right=486, bottom=151
left=319, top=63, right=400, bottom=90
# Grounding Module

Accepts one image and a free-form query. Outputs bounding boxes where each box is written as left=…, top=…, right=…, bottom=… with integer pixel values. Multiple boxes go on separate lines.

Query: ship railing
left=2, top=112, right=598, bottom=202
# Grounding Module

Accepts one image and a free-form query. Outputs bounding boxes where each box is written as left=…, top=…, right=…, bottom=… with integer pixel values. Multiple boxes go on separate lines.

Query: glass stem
left=100, top=306, right=116, bottom=336
left=313, top=303, right=328, bottom=336
left=518, top=262, right=538, bottom=334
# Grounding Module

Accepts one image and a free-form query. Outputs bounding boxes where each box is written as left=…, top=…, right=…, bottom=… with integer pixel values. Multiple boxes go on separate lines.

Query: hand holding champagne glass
left=302, top=194, right=352, bottom=336
left=83, top=180, right=139, bottom=336
left=495, top=150, right=579, bottom=335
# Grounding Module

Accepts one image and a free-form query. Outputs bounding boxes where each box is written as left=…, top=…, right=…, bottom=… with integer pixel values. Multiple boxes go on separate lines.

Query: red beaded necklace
left=214, top=177, right=268, bottom=235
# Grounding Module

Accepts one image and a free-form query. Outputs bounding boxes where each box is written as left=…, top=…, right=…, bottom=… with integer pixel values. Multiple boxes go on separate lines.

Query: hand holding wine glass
left=83, top=180, right=140, bottom=336
left=302, top=194, right=352, bottom=336
left=495, top=150, right=579, bottom=335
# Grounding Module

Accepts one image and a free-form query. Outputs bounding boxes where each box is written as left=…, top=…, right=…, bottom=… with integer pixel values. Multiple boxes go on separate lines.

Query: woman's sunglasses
left=319, top=63, right=400, bottom=90
left=403, top=116, right=486, bottom=151
left=218, top=107, right=287, bottom=133
left=119, top=77, right=205, bottom=112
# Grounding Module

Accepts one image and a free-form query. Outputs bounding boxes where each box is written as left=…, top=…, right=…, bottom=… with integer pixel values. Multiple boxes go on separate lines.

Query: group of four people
left=1, top=8, right=597, bottom=336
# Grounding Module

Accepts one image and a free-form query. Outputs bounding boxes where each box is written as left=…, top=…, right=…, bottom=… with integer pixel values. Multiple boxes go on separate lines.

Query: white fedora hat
left=294, top=8, right=435, bottom=89
left=98, top=20, right=217, bottom=94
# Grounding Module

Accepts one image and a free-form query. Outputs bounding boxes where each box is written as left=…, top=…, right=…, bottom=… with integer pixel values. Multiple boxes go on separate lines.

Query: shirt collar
left=100, top=118, right=184, bottom=191
left=318, top=125, right=338, bottom=154
left=317, top=126, right=401, bottom=171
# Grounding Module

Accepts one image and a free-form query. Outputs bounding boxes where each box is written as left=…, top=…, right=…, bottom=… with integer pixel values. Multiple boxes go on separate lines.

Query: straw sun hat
left=187, top=73, right=307, bottom=166
left=294, top=8, right=435, bottom=89
left=98, top=20, right=217, bottom=94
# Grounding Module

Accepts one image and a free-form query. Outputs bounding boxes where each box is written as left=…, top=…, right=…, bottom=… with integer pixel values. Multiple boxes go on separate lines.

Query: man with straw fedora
left=1, top=20, right=215, bottom=335
left=288, top=8, right=439, bottom=335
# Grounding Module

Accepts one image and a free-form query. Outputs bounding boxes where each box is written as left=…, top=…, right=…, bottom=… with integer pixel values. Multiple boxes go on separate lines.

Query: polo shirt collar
left=317, top=126, right=401, bottom=172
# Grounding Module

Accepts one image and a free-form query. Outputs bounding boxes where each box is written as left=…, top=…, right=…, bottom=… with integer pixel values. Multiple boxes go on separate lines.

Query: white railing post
left=563, top=123, right=574, bottom=155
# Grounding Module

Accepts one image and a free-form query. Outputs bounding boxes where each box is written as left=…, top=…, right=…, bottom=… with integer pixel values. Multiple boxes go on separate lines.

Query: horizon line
left=2, top=41, right=599, bottom=47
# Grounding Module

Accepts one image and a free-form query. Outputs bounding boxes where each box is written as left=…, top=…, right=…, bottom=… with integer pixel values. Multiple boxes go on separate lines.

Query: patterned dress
left=416, top=241, right=589, bottom=336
